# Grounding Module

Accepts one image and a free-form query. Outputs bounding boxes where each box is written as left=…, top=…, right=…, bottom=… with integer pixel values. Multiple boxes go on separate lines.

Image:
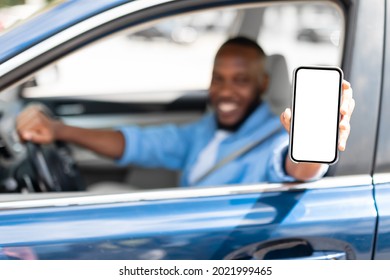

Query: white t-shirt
left=188, top=130, right=231, bottom=185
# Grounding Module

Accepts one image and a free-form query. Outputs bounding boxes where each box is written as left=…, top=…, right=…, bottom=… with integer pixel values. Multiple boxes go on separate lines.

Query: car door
left=373, top=0, right=390, bottom=260
left=0, top=179, right=376, bottom=260
left=0, top=0, right=381, bottom=260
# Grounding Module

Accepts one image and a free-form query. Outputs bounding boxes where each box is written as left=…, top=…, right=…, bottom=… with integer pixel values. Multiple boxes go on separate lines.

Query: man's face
left=209, top=45, right=268, bottom=129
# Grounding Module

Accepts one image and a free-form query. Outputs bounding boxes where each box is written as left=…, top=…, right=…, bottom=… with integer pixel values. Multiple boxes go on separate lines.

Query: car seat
left=263, top=54, right=292, bottom=115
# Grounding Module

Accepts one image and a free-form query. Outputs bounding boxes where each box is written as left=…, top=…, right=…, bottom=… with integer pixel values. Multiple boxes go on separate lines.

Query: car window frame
left=0, top=0, right=381, bottom=202
left=373, top=0, right=390, bottom=181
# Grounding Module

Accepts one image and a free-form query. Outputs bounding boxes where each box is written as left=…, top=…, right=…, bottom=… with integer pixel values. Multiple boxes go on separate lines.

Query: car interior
left=0, top=2, right=344, bottom=195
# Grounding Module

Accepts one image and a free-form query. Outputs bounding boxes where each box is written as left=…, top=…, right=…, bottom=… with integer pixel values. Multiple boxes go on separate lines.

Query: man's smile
left=217, top=101, right=239, bottom=114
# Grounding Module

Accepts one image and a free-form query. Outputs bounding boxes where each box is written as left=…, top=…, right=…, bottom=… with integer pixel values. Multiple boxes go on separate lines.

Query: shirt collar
left=234, top=102, right=275, bottom=137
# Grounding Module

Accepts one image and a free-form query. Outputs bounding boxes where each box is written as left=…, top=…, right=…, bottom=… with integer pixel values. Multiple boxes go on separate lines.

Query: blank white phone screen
left=291, top=68, right=342, bottom=163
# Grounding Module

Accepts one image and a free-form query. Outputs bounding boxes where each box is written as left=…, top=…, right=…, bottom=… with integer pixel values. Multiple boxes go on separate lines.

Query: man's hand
left=16, top=105, right=62, bottom=144
left=279, top=80, right=355, bottom=181
left=16, top=104, right=125, bottom=159
left=280, top=80, right=355, bottom=151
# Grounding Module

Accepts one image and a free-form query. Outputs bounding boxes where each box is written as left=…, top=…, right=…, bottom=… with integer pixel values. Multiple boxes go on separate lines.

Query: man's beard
left=216, top=96, right=261, bottom=132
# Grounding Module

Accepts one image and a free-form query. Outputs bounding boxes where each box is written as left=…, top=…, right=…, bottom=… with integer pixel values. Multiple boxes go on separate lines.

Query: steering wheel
left=0, top=102, right=85, bottom=192
left=25, top=141, right=86, bottom=192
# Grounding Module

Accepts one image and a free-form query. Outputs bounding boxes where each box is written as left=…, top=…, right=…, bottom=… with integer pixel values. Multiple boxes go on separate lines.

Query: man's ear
left=259, top=73, right=270, bottom=95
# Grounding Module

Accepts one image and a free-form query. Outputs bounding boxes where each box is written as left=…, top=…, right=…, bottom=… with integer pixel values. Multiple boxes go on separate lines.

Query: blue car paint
left=0, top=0, right=130, bottom=63
left=373, top=183, right=390, bottom=259
left=0, top=185, right=375, bottom=259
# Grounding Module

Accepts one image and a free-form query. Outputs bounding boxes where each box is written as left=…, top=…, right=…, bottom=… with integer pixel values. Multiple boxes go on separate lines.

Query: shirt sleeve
left=267, top=136, right=329, bottom=183
left=267, top=137, right=296, bottom=183
left=115, top=123, right=195, bottom=170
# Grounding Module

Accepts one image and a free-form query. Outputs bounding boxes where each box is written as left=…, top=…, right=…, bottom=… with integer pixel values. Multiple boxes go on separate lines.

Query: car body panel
left=373, top=178, right=390, bottom=259
left=0, top=179, right=376, bottom=259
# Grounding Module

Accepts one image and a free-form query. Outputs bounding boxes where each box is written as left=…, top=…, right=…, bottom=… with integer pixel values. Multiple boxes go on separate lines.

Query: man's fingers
left=338, top=82, right=354, bottom=151
left=340, top=79, right=352, bottom=115
left=17, top=115, right=41, bottom=132
left=16, top=108, right=45, bottom=130
left=339, top=136, right=348, bottom=151
left=340, top=87, right=353, bottom=115
left=22, top=128, right=52, bottom=144
left=16, top=108, right=54, bottom=144
left=339, top=114, right=350, bottom=130
left=342, top=80, right=351, bottom=90
left=280, top=108, right=291, bottom=132
left=339, top=115, right=351, bottom=133
left=339, top=119, right=351, bottom=151
left=348, top=98, right=356, bottom=116
left=17, top=116, right=46, bottom=142
left=17, top=105, right=41, bottom=120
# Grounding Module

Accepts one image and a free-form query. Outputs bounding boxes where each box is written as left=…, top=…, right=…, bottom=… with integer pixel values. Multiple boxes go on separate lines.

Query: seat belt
left=193, top=125, right=284, bottom=184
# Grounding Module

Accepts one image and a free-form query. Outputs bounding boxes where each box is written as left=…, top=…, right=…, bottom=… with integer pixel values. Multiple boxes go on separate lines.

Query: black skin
left=209, top=44, right=269, bottom=131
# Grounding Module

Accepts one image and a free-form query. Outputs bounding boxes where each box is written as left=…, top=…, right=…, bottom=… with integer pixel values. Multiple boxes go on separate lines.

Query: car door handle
left=284, top=251, right=346, bottom=260
left=252, top=239, right=347, bottom=260
left=225, top=238, right=354, bottom=260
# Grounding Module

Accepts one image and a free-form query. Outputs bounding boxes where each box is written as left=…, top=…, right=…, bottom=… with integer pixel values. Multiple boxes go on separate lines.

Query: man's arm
left=280, top=80, right=355, bottom=181
left=16, top=106, right=125, bottom=159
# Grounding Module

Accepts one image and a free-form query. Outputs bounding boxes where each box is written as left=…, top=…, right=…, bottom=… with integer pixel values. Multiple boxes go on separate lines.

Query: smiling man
left=16, top=37, right=355, bottom=187
left=210, top=38, right=269, bottom=131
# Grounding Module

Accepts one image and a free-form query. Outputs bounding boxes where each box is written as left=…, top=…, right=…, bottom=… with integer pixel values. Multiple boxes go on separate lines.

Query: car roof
left=0, top=0, right=129, bottom=64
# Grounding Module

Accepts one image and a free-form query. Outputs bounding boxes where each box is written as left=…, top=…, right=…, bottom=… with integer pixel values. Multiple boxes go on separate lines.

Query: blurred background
left=0, top=0, right=342, bottom=101
left=0, top=0, right=50, bottom=32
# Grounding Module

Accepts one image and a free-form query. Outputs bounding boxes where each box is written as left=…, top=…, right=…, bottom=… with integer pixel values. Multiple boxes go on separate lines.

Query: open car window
left=1, top=2, right=345, bottom=196
left=22, top=3, right=343, bottom=102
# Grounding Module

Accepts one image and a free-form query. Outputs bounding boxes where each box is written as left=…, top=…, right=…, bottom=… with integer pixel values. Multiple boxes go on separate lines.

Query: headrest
left=262, top=54, right=291, bottom=115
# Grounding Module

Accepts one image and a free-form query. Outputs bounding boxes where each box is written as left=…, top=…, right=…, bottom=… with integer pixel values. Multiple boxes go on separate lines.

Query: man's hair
left=219, top=36, right=266, bottom=58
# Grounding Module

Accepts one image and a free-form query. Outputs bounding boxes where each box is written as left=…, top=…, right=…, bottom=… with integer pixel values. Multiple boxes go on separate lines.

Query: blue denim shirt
left=116, top=102, right=295, bottom=186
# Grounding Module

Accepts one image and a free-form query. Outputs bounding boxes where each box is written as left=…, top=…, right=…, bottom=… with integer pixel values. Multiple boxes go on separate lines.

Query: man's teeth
left=219, top=103, right=238, bottom=113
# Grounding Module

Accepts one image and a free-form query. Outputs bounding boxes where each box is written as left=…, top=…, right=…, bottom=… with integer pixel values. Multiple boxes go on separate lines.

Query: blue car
left=0, top=0, right=389, bottom=260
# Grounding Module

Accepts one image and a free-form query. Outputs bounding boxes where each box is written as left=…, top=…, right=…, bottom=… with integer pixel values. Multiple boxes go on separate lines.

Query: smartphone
left=289, top=66, right=343, bottom=164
